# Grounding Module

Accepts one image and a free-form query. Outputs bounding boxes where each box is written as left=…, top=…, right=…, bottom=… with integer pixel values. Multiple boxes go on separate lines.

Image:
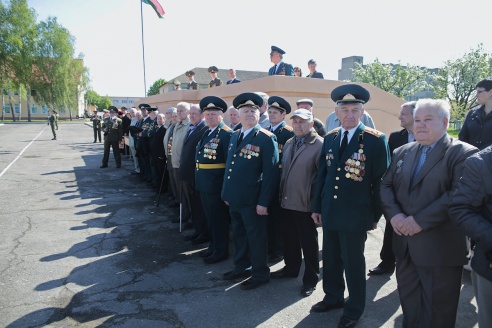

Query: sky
left=26, top=0, right=492, bottom=98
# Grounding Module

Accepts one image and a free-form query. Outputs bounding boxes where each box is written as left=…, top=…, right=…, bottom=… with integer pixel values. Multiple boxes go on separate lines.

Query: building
left=337, top=56, right=438, bottom=101
left=108, top=96, right=141, bottom=108
left=158, top=67, right=268, bottom=93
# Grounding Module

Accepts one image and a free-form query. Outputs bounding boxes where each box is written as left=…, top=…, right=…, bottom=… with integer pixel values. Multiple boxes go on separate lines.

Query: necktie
left=339, top=131, right=348, bottom=158
left=411, top=146, right=430, bottom=184
left=270, top=126, right=275, bottom=132
left=187, top=125, right=196, bottom=137
left=292, top=137, right=303, bottom=158
left=272, top=64, right=277, bottom=74
left=237, top=132, right=244, bottom=147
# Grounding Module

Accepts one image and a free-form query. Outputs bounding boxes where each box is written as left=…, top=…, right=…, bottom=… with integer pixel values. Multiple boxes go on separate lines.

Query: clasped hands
left=390, top=213, right=422, bottom=236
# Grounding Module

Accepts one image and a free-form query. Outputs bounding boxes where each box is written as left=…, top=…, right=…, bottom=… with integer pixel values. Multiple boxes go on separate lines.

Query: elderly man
left=226, top=69, right=241, bottom=84
left=311, top=84, right=390, bottom=328
left=266, top=96, right=294, bottom=263
left=222, top=92, right=280, bottom=290
left=195, top=96, right=233, bottom=263
left=369, top=101, right=417, bottom=276
left=227, top=106, right=242, bottom=131
left=151, top=113, right=167, bottom=193
left=296, top=99, right=327, bottom=136
left=179, top=104, right=208, bottom=244
left=268, top=46, right=294, bottom=76
left=255, top=92, right=270, bottom=128
left=140, top=107, right=158, bottom=185
left=326, top=104, right=375, bottom=131
left=171, top=102, right=192, bottom=227
left=380, top=99, right=478, bottom=327
left=271, top=108, right=323, bottom=297
left=127, top=108, right=140, bottom=174
left=449, top=146, right=492, bottom=328
left=100, top=106, right=124, bottom=168
left=163, top=109, right=179, bottom=205
left=164, top=107, right=175, bottom=129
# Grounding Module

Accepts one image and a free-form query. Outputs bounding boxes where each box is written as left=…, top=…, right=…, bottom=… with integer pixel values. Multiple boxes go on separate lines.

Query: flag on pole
left=142, top=0, right=165, bottom=18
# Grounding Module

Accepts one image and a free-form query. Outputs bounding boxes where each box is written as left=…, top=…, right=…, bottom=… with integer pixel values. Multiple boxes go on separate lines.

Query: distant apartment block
left=109, top=96, right=141, bottom=108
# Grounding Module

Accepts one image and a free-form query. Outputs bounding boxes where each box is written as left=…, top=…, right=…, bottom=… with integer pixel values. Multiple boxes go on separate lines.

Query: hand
left=390, top=213, right=407, bottom=236
left=399, top=216, right=423, bottom=236
left=256, top=205, right=268, bottom=216
left=311, top=213, right=322, bottom=225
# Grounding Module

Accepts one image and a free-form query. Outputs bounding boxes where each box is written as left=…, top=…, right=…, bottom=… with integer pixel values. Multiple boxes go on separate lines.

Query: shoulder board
left=222, top=125, right=232, bottom=132
left=327, top=127, right=341, bottom=135
left=259, top=128, right=274, bottom=137
left=232, top=129, right=241, bottom=134
left=283, top=125, right=293, bottom=132
left=364, top=126, right=383, bottom=138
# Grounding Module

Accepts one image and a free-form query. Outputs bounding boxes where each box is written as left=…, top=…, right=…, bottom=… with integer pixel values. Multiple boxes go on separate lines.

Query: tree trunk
left=18, top=93, right=21, bottom=121
left=7, top=82, right=15, bottom=122
left=1, top=94, right=4, bottom=121
left=27, top=85, right=32, bottom=122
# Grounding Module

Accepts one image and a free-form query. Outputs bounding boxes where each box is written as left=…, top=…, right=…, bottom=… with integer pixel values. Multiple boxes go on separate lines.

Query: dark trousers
left=174, top=168, right=191, bottom=222
left=282, top=208, right=319, bottom=288
left=102, top=139, right=121, bottom=166
left=229, top=204, right=269, bottom=281
left=396, top=249, right=462, bottom=328
left=267, top=196, right=283, bottom=257
left=201, top=191, right=229, bottom=257
left=167, top=156, right=177, bottom=199
left=379, top=217, right=396, bottom=268
left=50, top=122, right=56, bottom=138
left=141, top=154, right=152, bottom=182
left=182, top=181, right=207, bottom=236
left=93, top=126, right=101, bottom=142
left=322, top=230, right=367, bottom=320
left=153, top=157, right=167, bottom=192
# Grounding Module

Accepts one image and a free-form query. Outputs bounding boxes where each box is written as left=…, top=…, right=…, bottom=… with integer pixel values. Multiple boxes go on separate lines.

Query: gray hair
left=414, top=98, right=451, bottom=126
left=255, top=92, right=269, bottom=110
left=157, top=113, right=165, bottom=120
left=166, top=107, right=177, bottom=114
left=401, top=101, right=417, bottom=115
left=177, top=102, right=190, bottom=111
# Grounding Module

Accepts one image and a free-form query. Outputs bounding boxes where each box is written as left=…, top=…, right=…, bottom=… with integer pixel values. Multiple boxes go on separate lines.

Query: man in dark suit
left=179, top=104, right=208, bottom=243
left=151, top=113, right=167, bottom=193
left=306, top=59, right=324, bottom=79
left=380, top=99, right=478, bottom=327
left=185, top=71, right=198, bottom=90
left=208, top=66, right=223, bottom=88
left=268, top=46, right=294, bottom=76
left=227, top=106, right=242, bottom=131
left=101, top=106, right=124, bottom=168
left=369, top=101, right=416, bottom=276
left=226, top=69, right=241, bottom=84
left=311, top=84, right=390, bottom=328
left=221, top=92, right=280, bottom=290
left=195, top=96, right=233, bottom=264
left=266, top=96, right=294, bottom=263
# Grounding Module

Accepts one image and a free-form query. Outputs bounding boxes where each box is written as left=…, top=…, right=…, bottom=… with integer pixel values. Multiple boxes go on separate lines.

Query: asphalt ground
left=0, top=122, right=478, bottom=327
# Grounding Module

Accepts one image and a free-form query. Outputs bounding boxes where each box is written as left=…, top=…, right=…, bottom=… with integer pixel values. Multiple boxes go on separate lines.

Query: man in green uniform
left=208, top=66, right=223, bottom=88
left=48, top=110, right=57, bottom=140
left=195, top=96, right=233, bottom=264
left=91, top=110, right=102, bottom=143
left=310, top=84, right=390, bottom=328
left=266, top=96, right=294, bottom=263
left=186, top=71, right=198, bottom=90
left=221, top=92, right=280, bottom=290
left=101, top=106, right=123, bottom=168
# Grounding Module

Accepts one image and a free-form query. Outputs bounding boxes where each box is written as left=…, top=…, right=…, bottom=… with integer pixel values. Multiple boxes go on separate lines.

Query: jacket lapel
left=236, top=125, right=259, bottom=153
left=410, top=135, right=449, bottom=189
left=338, top=124, right=364, bottom=165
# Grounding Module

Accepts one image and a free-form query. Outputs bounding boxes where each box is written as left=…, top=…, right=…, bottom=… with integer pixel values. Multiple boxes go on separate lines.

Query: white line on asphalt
left=0, top=127, right=47, bottom=179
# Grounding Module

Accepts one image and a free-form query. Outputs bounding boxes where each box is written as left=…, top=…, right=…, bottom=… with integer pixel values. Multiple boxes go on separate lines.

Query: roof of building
left=162, top=67, right=269, bottom=87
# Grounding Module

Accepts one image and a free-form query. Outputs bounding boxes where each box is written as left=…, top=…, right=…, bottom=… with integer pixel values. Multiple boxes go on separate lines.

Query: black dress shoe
left=191, top=235, right=210, bottom=245
left=301, top=285, right=316, bottom=297
left=270, top=269, right=298, bottom=279
left=311, top=301, right=344, bottom=313
left=223, top=270, right=251, bottom=280
left=184, top=233, right=199, bottom=241
left=198, top=249, right=213, bottom=258
left=338, top=316, right=358, bottom=328
left=240, top=278, right=269, bottom=290
left=204, top=254, right=228, bottom=264
left=368, top=264, right=395, bottom=276
left=100, top=165, right=108, bottom=168
left=268, top=254, right=284, bottom=263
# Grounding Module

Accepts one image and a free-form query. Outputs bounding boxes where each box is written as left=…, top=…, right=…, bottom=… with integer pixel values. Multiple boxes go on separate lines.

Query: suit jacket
left=122, top=115, right=131, bottom=135
left=195, top=122, right=233, bottom=193
left=178, top=121, right=207, bottom=183
left=306, top=71, right=324, bottom=79
left=268, top=62, right=294, bottom=76
left=151, top=125, right=167, bottom=158
left=221, top=125, right=280, bottom=208
left=226, top=78, right=241, bottom=84
left=102, top=117, right=123, bottom=142
left=230, top=122, right=242, bottom=131
left=380, top=134, right=478, bottom=266
left=312, top=123, right=390, bottom=232
left=388, top=129, right=410, bottom=155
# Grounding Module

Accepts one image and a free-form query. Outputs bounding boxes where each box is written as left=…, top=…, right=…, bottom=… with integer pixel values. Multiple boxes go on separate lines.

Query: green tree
left=432, top=44, right=492, bottom=120
left=350, top=59, right=430, bottom=99
left=147, top=78, right=165, bottom=96
left=85, top=89, right=101, bottom=106
left=98, top=95, right=112, bottom=110
left=31, top=17, right=75, bottom=115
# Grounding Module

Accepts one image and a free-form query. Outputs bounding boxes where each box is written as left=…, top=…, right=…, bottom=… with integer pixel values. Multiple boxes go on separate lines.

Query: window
left=129, top=100, right=134, bottom=103
left=4, top=104, right=10, bottom=114
left=113, top=100, right=119, bottom=103
left=41, top=105, right=48, bottom=114
left=14, top=104, right=20, bottom=113
left=122, top=100, right=128, bottom=103
left=31, top=104, right=38, bottom=114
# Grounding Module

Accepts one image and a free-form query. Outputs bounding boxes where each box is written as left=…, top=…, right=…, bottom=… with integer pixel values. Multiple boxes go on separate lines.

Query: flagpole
left=140, top=0, right=147, bottom=96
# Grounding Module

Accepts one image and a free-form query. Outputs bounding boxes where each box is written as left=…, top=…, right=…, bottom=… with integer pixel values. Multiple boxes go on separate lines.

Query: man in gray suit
left=380, top=98, right=478, bottom=327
